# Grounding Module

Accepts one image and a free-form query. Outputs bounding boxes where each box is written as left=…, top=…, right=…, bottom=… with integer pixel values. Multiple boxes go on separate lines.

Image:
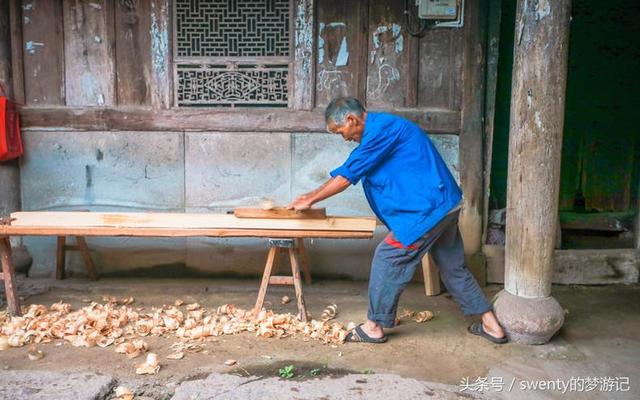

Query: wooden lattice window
left=173, top=0, right=291, bottom=107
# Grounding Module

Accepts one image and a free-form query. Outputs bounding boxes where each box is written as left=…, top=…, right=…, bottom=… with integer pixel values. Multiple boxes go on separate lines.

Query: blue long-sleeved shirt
left=330, top=112, right=462, bottom=246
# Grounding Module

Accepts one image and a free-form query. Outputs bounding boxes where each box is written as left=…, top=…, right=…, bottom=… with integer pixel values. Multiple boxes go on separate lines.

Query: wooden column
left=459, top=0, right=488, bottom=256
left=494, top=0, right=571, bottom=345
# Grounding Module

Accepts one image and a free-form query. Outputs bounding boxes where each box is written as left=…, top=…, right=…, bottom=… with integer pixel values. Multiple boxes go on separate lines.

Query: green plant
left=362, top=368, right=374, bottom=375
left=278, top=364, right=295, bottom=379
left=310, top=368, right=321, bottom=376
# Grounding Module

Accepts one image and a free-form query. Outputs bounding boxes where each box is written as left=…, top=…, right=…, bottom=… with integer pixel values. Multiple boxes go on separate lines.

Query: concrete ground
left=1, top=277, right=639, bottom=399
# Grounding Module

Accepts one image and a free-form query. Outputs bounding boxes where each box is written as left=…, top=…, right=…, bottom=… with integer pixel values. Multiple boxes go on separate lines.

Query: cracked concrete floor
left=1, top=277, right=639, bottom=399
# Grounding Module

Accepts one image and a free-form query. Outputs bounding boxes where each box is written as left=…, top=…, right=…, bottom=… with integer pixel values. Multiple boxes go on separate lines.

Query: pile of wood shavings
left=0, top=299, right=352, bottom=356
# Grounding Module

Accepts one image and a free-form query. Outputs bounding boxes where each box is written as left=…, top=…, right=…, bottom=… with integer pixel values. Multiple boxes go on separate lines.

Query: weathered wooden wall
left=9, top=0, right=485, bottom=278
left=14, top=0, right=472, bottom=136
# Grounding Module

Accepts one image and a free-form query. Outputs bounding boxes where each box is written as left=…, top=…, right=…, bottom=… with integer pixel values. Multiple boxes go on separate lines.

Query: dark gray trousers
left=367, top=210, right=492, bottom=328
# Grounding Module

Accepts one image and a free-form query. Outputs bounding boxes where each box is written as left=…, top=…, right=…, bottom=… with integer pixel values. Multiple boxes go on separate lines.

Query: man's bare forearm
left=307, top=176, right=351, bottom=205
left=288, top=175, right=351, bottom=210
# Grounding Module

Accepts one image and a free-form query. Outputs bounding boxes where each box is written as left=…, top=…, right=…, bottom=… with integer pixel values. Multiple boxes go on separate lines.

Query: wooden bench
left=0, top=212, right=376, bottom=318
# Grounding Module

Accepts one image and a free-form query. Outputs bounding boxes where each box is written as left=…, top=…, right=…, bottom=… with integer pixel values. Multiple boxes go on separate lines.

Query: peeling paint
left=318, top=23, right=325, bottom=64
left=295, top=1, right=314, bottom=76
left=94, top=36, right=102, bottom=44
left=25, top=41, right=44, bottom=54
left=527, top=89, right=533, bottom=108
left=22, top=3, right=33, bottom=11
left=24, top=16, right=31, bottom=24
left=336, top=37, right=349, bottom=66
left=88, top=2, right=102, bottom=11
left=372, top=24, right=404, bottom=53
left=318, top=22, right=349, bottom=66
left=150, top=5, right=168, bottom=76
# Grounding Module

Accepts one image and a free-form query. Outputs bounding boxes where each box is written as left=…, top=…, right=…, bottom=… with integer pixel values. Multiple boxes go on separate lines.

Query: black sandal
left=468, top=322, right=508, bottom=344
left=345, top=324, right=388, bottom=344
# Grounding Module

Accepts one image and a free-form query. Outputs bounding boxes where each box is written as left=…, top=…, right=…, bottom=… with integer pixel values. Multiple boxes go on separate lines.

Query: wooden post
left=459, top=0, right=488, bottom=256
left=76, top=236, right=98, bottom=281
left=494, top=0, right=571, bottom=345
left=295, top=238, right=312, bottom=285
left=288, top=247, right=308, bottom=322
left=254, top=246, right=278, bottom=314
left=1, top=237, right=21, bottom=316
left=55, top=236, right=66, bottom=280
left=421, top=253, right=441, bottom=296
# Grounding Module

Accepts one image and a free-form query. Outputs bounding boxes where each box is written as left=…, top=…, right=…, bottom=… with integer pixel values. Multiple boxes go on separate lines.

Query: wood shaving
left=0, top=336, right=9, bottom=351
left=281, top=296, right=291, bottom=305
left=114, top=386, right=134, bottom=400
left=224, top=359, right=237, bottom=366
left=174, top=299, right=184, bottom=306
left=166, top=352, right=184, bottom=360
left=135, top=353, right=160, bottom=375
left=399, top=308, right=415, bottom=319
left=320, top=304, right=338, bottom=322
left=120, top=297, right=135, bottom=306
left=414, top=310, right=434, bottom=323
left=0, top=299, right=352, bottom=360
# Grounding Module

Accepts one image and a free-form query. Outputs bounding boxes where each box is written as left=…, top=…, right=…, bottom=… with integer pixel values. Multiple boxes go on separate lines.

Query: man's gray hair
left=325, top=96, right=366, bottom=126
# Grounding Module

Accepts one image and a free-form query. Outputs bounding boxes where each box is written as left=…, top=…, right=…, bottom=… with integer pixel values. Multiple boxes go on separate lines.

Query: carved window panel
left=173, top=0, right=292, bottom=107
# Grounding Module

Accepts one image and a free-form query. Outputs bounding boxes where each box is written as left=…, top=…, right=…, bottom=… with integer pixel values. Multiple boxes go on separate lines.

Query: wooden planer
left=233, top=207, right=327, bottom=220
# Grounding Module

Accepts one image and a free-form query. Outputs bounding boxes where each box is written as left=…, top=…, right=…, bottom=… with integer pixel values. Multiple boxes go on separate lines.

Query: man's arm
left=287, top=175, right=351, bottom=211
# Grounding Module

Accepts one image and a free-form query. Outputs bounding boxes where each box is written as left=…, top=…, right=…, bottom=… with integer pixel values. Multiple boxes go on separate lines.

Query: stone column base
left=493, top=289, right=565, bottom=345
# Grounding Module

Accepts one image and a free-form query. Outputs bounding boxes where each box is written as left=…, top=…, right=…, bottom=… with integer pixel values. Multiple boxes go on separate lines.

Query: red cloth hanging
left=0, top=86, right=23, bottom=162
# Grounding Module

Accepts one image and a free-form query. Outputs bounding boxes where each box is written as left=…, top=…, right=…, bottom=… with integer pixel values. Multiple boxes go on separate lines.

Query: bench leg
left=422, top=253, right=441, bottom=296
left=254, top=246, right=278, bottom=314
left=295, top=238, right=312, bottom=285
left=75, top=236, right=98, bottom=281
left=288, top=247, right=308, bottom=322
left=1, top=237, right=21, bottom=316
left=55, top=236, right=66, bottom=280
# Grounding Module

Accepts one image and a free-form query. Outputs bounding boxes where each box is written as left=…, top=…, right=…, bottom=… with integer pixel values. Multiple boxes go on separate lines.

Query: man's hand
left=287, top=176, right=351, bottom=211
left=287, top=194, right=314, bottom=211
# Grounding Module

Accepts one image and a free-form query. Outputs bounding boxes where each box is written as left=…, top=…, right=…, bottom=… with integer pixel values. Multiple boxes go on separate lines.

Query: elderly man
left=288, top=97, right=507, bottom=344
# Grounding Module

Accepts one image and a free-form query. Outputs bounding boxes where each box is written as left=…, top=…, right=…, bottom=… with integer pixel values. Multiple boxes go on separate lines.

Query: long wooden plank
left=0, top=226, right=373, bottom=238
left=9, top=212, right=375, bottom=232
left=234, top=207, right=326, bottom=220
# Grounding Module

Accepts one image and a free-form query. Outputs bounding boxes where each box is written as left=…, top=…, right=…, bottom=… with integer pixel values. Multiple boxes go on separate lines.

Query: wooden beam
left=19, top=107, right=461, bottom=133
left=459, top=0, right=488, bottom=256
